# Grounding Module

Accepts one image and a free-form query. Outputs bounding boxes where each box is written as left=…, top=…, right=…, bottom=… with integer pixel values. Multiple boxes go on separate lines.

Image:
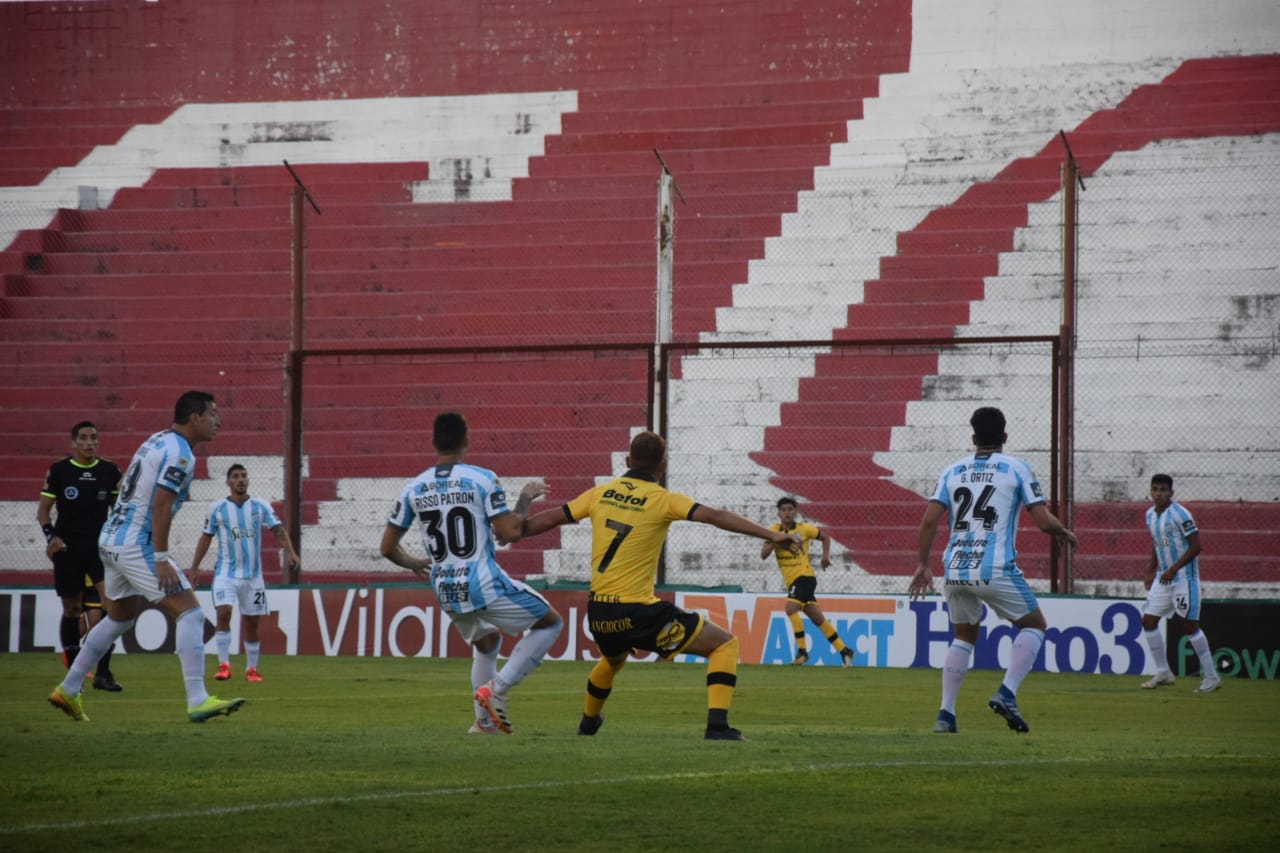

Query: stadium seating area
left=1, top=1, right=1277, bottom=595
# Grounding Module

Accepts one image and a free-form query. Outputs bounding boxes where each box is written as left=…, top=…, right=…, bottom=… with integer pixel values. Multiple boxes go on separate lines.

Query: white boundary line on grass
left=1, top=754, right=1260, bottom=835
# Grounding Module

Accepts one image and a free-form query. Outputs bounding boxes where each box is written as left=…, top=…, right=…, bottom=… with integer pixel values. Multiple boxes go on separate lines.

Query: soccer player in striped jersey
left=908, top=407, right=1076, bottom=734
left=521, top=431, right=802, bottom=741
left=190, top=463, right=300, bottom=683
left=761, top=496, right=854, bottom=666
left=49, top=391, right=247, bottom=723
left=380, top=412, right=563, bottom=735
left=1138, top=474, right=1220, bottom=694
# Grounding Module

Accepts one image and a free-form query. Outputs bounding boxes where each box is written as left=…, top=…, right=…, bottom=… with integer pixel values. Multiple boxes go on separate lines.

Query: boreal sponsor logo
left=162, top=466, right=186, bottom=488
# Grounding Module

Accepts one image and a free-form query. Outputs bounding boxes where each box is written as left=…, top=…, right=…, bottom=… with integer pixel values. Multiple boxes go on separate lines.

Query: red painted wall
left=1, top=0, right=911, bottom=107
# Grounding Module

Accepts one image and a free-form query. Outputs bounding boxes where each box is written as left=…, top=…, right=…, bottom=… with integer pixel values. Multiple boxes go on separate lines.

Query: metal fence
left=3, top=141, right=1277, bottom=596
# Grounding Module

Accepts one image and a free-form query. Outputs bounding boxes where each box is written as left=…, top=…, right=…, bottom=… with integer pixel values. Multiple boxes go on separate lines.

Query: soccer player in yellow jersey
left=762, top=497, right=854, bottom=667
left=523, top=431, right=800, bottom=741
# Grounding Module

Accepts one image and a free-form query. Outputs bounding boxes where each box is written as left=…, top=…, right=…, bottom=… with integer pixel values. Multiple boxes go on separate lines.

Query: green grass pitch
left=2, top=653, right=1277, bottom=851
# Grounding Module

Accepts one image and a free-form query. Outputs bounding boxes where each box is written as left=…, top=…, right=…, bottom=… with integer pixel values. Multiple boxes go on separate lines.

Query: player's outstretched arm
left=692, top=505, right=800, bottom=552
left=1028, top=504, right=1078, bottom=548
left=522, top=505, right=574, bottom=539
left=492, top=480, right=550, bottom=545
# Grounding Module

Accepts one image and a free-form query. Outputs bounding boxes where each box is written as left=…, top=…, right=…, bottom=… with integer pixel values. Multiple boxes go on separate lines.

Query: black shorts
left=786, top=575, right=819, bottom=606
left=52, top=539, right=105, bottom=599
left=587, top=598, right=705, bottom=659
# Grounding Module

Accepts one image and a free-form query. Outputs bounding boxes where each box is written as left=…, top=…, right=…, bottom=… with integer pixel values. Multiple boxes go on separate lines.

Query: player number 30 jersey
left=387, top=462, right=517, bottom=614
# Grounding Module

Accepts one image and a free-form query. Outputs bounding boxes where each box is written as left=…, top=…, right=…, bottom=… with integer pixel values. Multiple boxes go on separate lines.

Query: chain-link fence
left=4, top=140, right=1277, bottom=596
left=652, top=338, right=1062, bottom=595
left=288, top=345, right=654, bottom=581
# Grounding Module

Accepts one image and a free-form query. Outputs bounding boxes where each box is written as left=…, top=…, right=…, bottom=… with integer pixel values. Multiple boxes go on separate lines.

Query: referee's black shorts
left=52, top=538, right=105, bottom=599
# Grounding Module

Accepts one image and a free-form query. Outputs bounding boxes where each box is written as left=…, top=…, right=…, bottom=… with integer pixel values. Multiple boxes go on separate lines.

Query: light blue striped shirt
left=387, top=461, right=516, bottom=614
left=100, top=429, right=197, bottom=552
left=928, top=451, right=1045, bottom=581
left=1146, top=501, right=1199, bottom=580
left=203, top=496, right=282, bottom=580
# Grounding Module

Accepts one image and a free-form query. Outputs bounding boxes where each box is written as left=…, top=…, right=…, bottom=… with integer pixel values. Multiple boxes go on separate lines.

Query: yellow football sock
left=706, top=636, right=740, bottom=712
left=821, top=620, right=848, bottom=653
left=583, top=655, right=625, bottom=718
left=788, top=611, right=807, bottom=653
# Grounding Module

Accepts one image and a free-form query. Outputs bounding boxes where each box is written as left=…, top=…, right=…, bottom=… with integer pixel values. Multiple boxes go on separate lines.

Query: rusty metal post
left=1057, top=143, right=1080, bottom=594
left=284, top=183, right=305, bottom=584
left=282, top=161, right=319, bottom=585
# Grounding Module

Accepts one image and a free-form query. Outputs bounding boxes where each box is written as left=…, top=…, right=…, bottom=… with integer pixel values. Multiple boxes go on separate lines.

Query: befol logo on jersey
left=490, top=491, right=507, bottom=511
left=603, top=488, right=647, bottom=506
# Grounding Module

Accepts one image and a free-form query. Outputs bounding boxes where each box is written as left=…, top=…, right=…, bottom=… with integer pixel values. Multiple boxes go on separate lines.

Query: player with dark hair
left=908, top=407, right=1077, bottom=734
left=38, top=420, right=123, bottom=691
left=1138, top=473, right=1220, bottom=693
left=191, top=463, right=300, bottom=683
left=761, top=496, right=853, bottom=666
left=49, top=390, right=246, bottom=723
left=380, top=411, right=562, bottom=735
left=522, top=431, right=802, bottom=741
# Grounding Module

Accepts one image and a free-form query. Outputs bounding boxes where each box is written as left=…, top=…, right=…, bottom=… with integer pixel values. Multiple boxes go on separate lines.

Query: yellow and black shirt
left=767, top=521, right=822, bottom=587
left=563, top=469, right=698, bottom=605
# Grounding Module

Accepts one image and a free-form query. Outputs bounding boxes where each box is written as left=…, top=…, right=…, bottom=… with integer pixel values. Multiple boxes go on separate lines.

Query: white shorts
left=212, top=575, right=269, bottom=616
left=446, top=586, right=551, bottom=644
left=1142, top=573, right=1199, bottom=621
left=942, top=573, right=1040, bottom=625
left=99, top=542, right=194, bottom=604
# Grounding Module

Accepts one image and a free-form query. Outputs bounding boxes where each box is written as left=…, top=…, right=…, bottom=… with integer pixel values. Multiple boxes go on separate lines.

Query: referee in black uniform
left=37, top=421, right=124, bottom=691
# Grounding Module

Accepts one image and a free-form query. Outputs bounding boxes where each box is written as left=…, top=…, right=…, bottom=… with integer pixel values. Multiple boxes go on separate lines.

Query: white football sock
left=940, top=640, right=974, bottom=714
left=494, top=621, right=564, bottom=696
left=245, top=641, right=261, bottom=670
left=1144, top=628, right=1171, bottom=675
left=1188, top=629, right=1215, bottom=677
left=215, top=630, right=232, bottom=666
left=62, top=616, right=133, bottom=696
left=176, top=608, right=209, bottom=707
left=1002, top=627, right=1045, bottom=695
left=472, top=645, right=499, bottom=720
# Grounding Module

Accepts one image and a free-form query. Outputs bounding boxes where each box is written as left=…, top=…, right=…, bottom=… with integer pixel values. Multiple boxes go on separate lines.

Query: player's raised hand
left=519, top=479, right=550, bottom=503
